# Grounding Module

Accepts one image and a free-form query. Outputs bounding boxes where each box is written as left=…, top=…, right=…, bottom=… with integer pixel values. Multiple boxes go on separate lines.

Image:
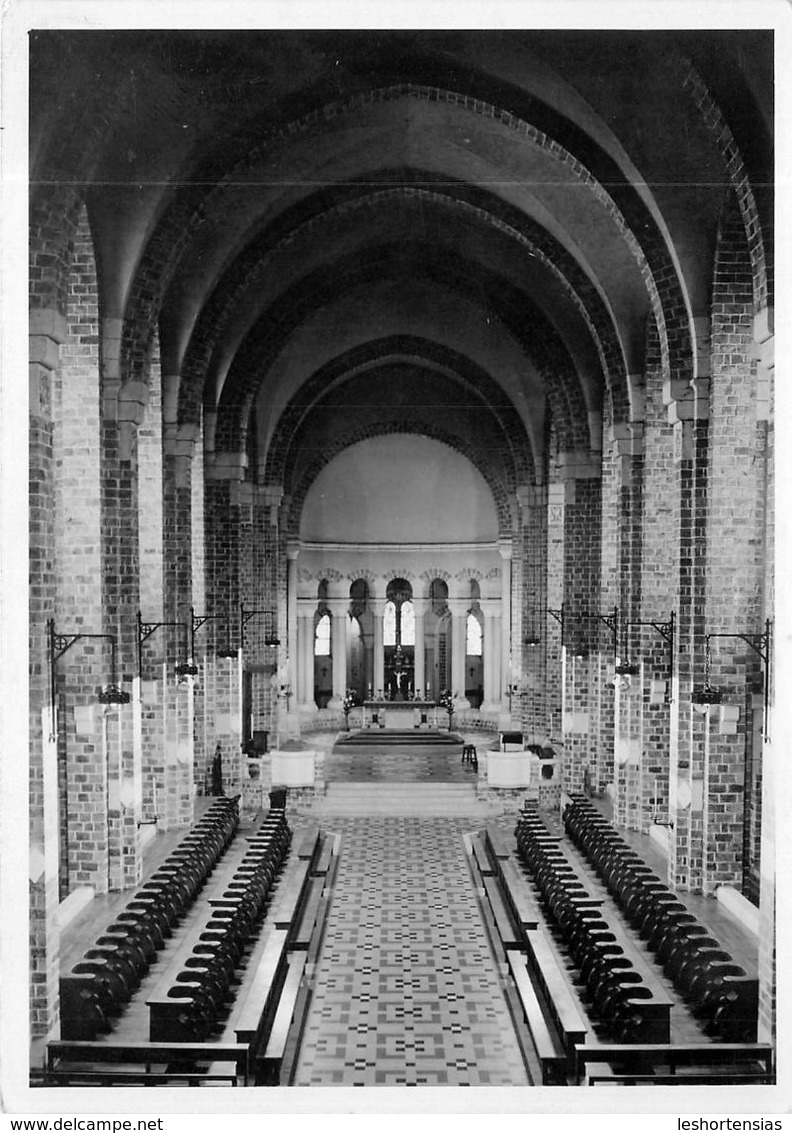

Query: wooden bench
left=292, top=824, right=322, bottom=861
left=470, top=832, right=495, bottom=877
left=45, top=1040, right=248, bottom=1087
left=523, top=927, right=588, bottom=1060
left=257, top=952, right=308, bottom=1085
left=274, top=859, right=312, bottom=931
left=574, top=1042, right=774, bottom=1086
left=485, top=824, right=515, bottom=862
left=497, top=858, right=541, bottom=930
left=311, top=836, right=335, bottom=877
left=232, top=928, right=290, bottom=1048
left=506, top=952, right=567, bottom=1085
left=292, top=876, right=326, bottom=951
left=482, top=876, right=523, bottom=951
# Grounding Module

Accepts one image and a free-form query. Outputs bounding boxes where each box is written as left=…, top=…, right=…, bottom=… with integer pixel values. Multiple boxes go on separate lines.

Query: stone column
left=413, top=597, right=427, bottom=698
left=480, top=598, right=501, bottom=713
left=371, top=598, right=385, bottom=698
left=328, top=598, right=348, bottom=710
left=449, top=598, right=471, bottom=709
left=297, top=602, right=316, bottom=710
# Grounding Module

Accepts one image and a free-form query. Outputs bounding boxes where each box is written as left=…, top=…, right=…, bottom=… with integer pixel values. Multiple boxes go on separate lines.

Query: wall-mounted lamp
left=190, top=606, right=225, bottom=661
left=621, top=613, right=675, bottom=694
left=239, top=603, right=281, bottom=650
left=137, top=611, right=191, bottom=679
left=546, top=602, right=565, bottom=647
left=47, top=620, right=129, bottom=734
left=700, top=620, right=772, bottom=738
left=586, top=605, right=619, bottom=657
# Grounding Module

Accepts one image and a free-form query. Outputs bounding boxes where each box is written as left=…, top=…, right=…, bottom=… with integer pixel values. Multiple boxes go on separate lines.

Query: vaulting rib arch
left=117, top=57, right=703, bottom=394
left=175, top=176, right=627, bottom=432
left=257, top=337, right=539, bottom=488
left=208, top=244, right=594, bottom=462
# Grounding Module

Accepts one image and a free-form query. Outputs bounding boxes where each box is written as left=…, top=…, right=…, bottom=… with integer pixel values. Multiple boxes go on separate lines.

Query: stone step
left=311, top=781, right=500, bottom=816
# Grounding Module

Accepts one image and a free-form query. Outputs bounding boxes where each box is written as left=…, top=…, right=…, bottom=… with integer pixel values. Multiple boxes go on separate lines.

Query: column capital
left=204, top=451, right=248, bottom=482
left=448, top=598, right=470, bottom=618
left=29, top=307, right=67, bottom=344
left=498, top=539, right=513, bottom=561
left=286, top=541, right=300, bottom=561
left=327, top=598, right=350, bottom=617
left=556, top=451, right=600, bottom=480
left=516, top=484, right=546, bottom=510
left=262, top=485, right=284, bottom=510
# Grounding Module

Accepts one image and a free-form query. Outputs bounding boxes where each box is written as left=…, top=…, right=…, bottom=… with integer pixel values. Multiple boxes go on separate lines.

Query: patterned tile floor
left=294, top=816, right=530, bottom=1087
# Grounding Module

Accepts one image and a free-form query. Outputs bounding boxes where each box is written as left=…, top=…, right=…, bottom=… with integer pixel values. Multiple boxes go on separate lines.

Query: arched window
left=314, top=613, right=331, bottom=656
left=430, top=578, right=449, bottom=616
left=400, top=599, right=415, bottom=645
left=466, top=612, right=483, bottom=656
left=383, top=600, right=397, bottom=646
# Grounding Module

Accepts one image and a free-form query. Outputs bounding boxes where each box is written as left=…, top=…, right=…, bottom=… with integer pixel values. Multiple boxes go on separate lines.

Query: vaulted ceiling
left=30, top=29, right=773, bottom=516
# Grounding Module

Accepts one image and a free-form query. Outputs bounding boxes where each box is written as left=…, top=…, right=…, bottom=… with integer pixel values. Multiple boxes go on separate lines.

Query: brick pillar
left=754, top=307, right=775, bottom=1042
left=519, top=485, right=548, bottom=742
left=554, top=456, right=601, bottom=794
left=99, top=419, right=143, bottom=891
left=611, top=420, right=646, bottom=832
left=50, top=211, right=110, bottom=893
left=497, top=540, right=512, bottom=722
left=286, top=543, right=300, bottom=718
left=639, top=318, right=677, bottom=836
left=666, top=381, right=709, bottom=893
left=701, top=207, right=769, bottom=895
left=545, top=479, right=565, bottom=743
left=204, top=469, right=244, bottom=782
left=29, top=308, right=65, bottom=1038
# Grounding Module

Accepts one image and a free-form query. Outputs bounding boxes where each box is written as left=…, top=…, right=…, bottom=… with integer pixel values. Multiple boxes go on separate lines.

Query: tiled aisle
left=294, top=816, right=530, bottom=1087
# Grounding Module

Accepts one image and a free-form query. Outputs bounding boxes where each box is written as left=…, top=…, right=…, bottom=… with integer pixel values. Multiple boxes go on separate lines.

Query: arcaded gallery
left=22, top=27, right=777, bottom=1092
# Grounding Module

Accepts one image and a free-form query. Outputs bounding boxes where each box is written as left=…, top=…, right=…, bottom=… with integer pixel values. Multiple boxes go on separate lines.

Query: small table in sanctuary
left=363, top=700, right=438, bottom=729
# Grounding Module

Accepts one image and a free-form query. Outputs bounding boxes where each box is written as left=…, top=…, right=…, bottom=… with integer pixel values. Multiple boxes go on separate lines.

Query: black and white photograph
left=1, top=0, right=789, bottom=1122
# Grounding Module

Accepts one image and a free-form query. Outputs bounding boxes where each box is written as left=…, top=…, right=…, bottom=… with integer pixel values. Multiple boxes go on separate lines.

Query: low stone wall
left=241, top=749, right=325, bottom=816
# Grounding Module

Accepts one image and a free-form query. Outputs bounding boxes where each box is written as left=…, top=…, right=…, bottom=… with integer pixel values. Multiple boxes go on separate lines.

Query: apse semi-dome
left=299, top=434, right=499, bottom=543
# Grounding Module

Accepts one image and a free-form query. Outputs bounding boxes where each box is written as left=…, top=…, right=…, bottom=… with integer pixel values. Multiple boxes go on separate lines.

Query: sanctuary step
left=337, top=728, right=461, bottom=746
left=312, top=781, right=497, bottom=816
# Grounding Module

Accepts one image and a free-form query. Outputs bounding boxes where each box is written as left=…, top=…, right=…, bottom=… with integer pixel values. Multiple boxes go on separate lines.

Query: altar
left=363, top=700, right=438, bottom=729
